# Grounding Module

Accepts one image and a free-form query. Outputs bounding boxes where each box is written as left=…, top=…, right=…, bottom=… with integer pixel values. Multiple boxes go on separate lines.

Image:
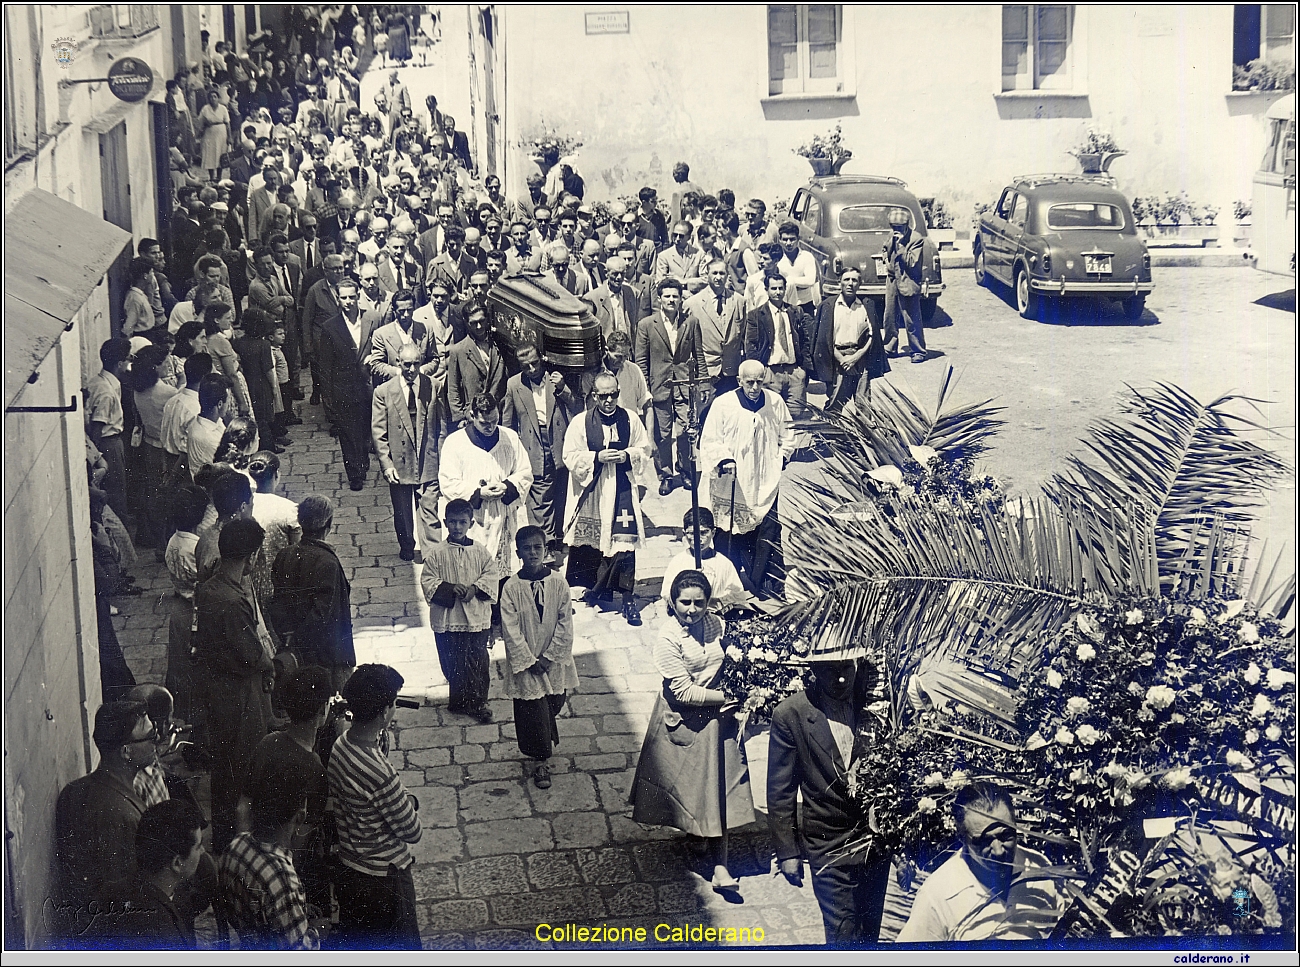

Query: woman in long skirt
left=630, top=570, right=754, bottom=893
left=386, top=10, right=413, bottom=64
left=197, top=89, right=230, bottom=181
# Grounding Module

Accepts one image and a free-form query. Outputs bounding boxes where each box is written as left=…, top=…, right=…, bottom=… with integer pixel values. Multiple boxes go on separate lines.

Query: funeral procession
left=3, top=3, right=1298, bottom=956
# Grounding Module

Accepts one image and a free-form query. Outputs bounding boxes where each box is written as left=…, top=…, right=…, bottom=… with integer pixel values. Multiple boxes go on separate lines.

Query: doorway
left=99, top=121, right=133, bottom=337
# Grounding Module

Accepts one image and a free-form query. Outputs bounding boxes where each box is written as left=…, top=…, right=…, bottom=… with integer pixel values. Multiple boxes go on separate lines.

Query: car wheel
left=921, top=297, right=938, bottom=324
left=973, top=243, right=988, bottom=287
left=1123, top=295, right=1146, bottom=321
left=1015, top=266, right=1040, bottom=319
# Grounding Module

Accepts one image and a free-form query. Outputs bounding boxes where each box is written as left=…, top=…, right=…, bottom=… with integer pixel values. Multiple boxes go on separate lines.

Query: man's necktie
left=777, top=309, right=791, bottom=355
left=716, top=294, right=725, bottom=316
left=407, top=382, right=418, bottom=419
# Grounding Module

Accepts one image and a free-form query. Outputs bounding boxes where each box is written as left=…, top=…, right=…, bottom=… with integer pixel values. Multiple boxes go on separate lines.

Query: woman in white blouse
left=630, top=570, right=755, bottom=894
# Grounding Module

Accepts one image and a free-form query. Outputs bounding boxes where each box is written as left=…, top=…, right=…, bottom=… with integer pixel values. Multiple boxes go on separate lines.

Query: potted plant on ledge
left=919, top=197, right=957, bottom=249
left=1233, top=199, right=1253, bottom=247
left=795, top=123, right=852, bottom=177
left=1069, top=128, right=1126, bottom=175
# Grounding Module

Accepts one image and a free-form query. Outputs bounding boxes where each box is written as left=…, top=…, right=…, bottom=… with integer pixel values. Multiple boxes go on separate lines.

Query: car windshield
left=1046, top=203, right=1126, bottom=230
left=838, top=205, right=914, bottom=232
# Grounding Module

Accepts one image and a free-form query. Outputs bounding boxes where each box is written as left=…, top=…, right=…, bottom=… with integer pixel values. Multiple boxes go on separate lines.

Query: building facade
left=495, top=5, right=1295, bottom=222
left=3, top=5, right=258, bottom=947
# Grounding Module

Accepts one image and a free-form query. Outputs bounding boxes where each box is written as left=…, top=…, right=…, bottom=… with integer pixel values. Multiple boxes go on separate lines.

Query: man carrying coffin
left=562, top=373, right=654, bottom=626
left=698, top=359, right=795, bottom=598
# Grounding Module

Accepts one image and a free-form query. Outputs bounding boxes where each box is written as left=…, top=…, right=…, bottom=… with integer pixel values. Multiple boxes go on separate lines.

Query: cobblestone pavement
left=112, top=267, right=1294, bottom=949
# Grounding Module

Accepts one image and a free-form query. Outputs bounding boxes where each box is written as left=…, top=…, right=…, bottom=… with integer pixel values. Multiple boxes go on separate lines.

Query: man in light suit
left=315, top=277, right=384, bottom=489
left=445, top=305, right=507, bottom=426
left=376, top=235, right=423, bottom=299
left=685, top=259, right=746, bottom=395
left=500, top=343, right=575, bottom=557
left=634, top=278, right=709, bottom=496
left=768, top=652, right=891, bottom=945
left=368, top=289, right=441, bottom=386
left=584, top=257, right=643, bottom=344
left=372, top=344, right=444, bottom=562
left=425, top=224, right=476, bottom=301
left=543, top=242, right=588, bottom=297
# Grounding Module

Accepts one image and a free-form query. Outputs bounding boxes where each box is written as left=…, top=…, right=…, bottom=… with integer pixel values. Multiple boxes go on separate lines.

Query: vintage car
left=485, top=270, right=603, bottom=373
left=974, top=174, right=1154, bottom=320
left=788, top=175, right=945, bottom=320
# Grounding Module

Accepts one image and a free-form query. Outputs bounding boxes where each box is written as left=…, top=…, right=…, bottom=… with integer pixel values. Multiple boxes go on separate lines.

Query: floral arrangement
left=1234, top=199, right=1253, bottom=221
left=1132, top=193, right=1220, bottom=227
left=526, top=126, right=583, bottom=163
left=794, top=123, right=852, bottom=163
left=1073, top=128, right=1122, bottom=156
left=588, top=199, right=616, bottom=228
left=1017, top=593, right=1295, bottom=935
left=716, top=615, right=812, bottom=724
left=1233, top=58, right=1297, bottom=92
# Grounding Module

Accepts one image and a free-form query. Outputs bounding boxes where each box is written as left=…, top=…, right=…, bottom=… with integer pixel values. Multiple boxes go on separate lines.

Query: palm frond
left=1046, top=383, right=1292, bottom=594
left=798, top=365, right=1007, bottom=476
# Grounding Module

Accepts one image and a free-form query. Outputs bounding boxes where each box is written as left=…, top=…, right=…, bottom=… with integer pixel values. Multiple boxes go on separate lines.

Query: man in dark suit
left=634, top=278, right=709, bottom=495
left=376, top=234, right=424, bottom=299
left=584, top=257, right=643, bottom=344
left=446, top=305, right=507, bottom=426
left=372, top=344, right=445, bottom=561
left=425, top=224, right=476, bottom=300
left=316, top=277, right=384, bottom=490
left=500, top=343, right=575, bottom=557
left=300, top=251, right=345, bottom=408
left=288, top=214, right=325, bottom=275
left=542, top=242, right=587, bottom=297
left=742, top=273, right=813, bottom=417
left=444, top=115, right=471, bottom=171
left=267, top=234, right=306, bottom=401
left=768, top=653, right=891, bottom=946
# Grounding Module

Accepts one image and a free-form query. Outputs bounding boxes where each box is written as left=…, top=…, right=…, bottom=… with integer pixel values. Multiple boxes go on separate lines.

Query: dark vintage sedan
left=788, top=175, right=945, bottom=320
left=485, top=271, right=603, bottom=373
left=974, top=174, right=1154, bottom=320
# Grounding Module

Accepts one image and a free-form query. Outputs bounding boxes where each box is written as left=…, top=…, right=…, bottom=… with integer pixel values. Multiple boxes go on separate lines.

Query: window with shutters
left=1232, top=5, right=1296, bottom=90
left=1001, top=5, right=1075, bottom=92
left=4, top=6, right=42, bottom=167
left=768, top=5, right=843, bottom=96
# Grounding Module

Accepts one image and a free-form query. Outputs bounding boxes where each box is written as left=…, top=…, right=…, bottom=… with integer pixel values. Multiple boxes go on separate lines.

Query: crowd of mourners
left=60, top=3, right=996, bottom=952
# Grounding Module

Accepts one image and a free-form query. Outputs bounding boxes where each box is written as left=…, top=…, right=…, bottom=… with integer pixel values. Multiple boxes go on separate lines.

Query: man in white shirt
left=185, top=372, right=232, bottom=475
left=897, top=784, right=1070, bottom=942
left=160, top=354, right=212, bottom=459
left=775, top=220, right=820, bottom=315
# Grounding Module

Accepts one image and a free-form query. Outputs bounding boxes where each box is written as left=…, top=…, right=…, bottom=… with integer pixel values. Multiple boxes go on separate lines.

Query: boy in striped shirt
left=327, top=664, right=423, bottom=949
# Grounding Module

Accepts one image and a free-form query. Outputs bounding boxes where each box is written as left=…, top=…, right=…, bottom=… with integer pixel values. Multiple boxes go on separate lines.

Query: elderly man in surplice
left=699, top=359, right=795, bottom=598
left=373, top=344, right=445, bottom=563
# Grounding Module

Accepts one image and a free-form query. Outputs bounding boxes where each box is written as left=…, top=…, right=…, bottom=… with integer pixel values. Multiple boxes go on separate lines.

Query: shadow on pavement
left=1254, top=288, right=1296, bottom=312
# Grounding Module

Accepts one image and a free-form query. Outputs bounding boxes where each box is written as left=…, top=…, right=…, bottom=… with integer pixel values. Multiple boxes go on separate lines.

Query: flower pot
left=807, top=156, right=835, bottom=177
left=1072, top=149, right=1126, bottom=174
left=928, top=228, right=958, bottom=250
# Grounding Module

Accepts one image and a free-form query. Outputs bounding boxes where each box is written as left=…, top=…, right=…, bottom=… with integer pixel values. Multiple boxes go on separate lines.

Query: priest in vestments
left=439, top=392, right=533, bottom=581
left=563, top=372, right=654, bottom=626
left=699, top=359, right=795, bottom=598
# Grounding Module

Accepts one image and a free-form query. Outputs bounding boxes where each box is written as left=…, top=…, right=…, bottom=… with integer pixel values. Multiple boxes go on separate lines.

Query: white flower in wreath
left=923, top=771, right=945, bottom=788
left=1101, top=762, right=1127, bottom=781
left=1265, top=724, right=1282, bottom=742
left=1244, top=662, right=1262, bottom=685
left=1046, top=669, right=1064, bottom=689
left=916, top=796, right=938, bottom=814
left=1161, top=766, right=1194, bottom=791
left=1068, top=767, right=1088, bottom=784
left=1065, top=696, right=1091, bottom=718
left=1054, top=727, right=1075, bottom=746
left=1217, top=599, right=1247, bottom=624
left=1076, top=642, right=1096, bottom=662
left=1075, top=723, right=1103, bottom=746
left=1250, top=693, right=1274, bottom=720
left=1225, top=749, right=1254, bottom=771
left=1075, top=613, right=1095, bottom=636
left=761, top=649, right=780, bottom=663
left=1125, top=769, right=1150, bottom=791
left=1238, top=622, right=1260, bottom=645
left=1244, top=729, right=1260, bottom=745
left=1124, top=608, right=1145, bottom=625
left=908, top=444, right=939, bottom=467
left=1144, top=685, right=1176, bottom=710
left=944, top=771, right=970, bottom=790
left=1266, top=667, right=1295, bottom=691
left=725, top=645, right=744, bottom=662
left=746, top=648, right=763, bottom=662
left=1187, top=607, right=1208, bottom=627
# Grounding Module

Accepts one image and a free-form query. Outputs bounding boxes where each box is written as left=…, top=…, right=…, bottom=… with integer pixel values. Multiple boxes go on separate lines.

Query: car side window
left=789, top=190, right=809, bottom=222
left=1009, top=194, right=1029, bottom=229
left=802, top=195, right=821, bottom=234
left=996, top=189, right=1016, bottom=220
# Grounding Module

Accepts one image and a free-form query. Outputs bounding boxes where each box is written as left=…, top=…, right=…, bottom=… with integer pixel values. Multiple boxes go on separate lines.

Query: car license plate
left=873, top=255, right=888, bottom=278
left=1085, top=255, right=1112, bottom=274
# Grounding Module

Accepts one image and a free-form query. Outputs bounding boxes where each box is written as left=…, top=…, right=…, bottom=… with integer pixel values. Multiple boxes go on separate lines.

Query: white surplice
left=699, top=388, right=794, bottom=534
left=439, top=426, right=534, bottom=577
